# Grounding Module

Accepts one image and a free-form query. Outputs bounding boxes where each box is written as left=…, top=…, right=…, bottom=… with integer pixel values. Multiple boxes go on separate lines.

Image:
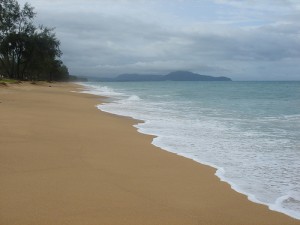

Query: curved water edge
left=128, top=115, right=300, bottom=220
left=79, top=82, right=300, bottom=220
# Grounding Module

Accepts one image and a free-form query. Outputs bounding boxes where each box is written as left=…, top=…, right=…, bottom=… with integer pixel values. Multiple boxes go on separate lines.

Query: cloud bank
left=18, top=0, right=300, bottom=80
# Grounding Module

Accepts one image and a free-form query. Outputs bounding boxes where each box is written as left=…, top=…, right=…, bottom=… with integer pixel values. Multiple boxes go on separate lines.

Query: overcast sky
left=18, top=0, right=300, bottom=80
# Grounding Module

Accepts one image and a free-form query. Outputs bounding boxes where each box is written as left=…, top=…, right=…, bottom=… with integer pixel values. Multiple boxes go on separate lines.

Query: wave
left=125, top=95, right=141, bottom=101
left=79, top=82, right=300, bottom=220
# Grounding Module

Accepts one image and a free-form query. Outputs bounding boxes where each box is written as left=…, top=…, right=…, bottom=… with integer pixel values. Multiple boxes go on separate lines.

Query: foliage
left=0, top=77, right=20, bottom=83
left=0, top=0, right=69, bottom=81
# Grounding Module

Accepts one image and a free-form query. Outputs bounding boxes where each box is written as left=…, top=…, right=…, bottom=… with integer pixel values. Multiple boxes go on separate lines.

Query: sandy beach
left=0, top=82, right=299, bottom=225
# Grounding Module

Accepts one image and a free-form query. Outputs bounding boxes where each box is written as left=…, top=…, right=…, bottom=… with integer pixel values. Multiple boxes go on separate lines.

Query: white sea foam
left=79, top=82, right=124, bottom=97
left=79, top=81, right=300, bottom=220
left=124, top=95, right=141, bottom=101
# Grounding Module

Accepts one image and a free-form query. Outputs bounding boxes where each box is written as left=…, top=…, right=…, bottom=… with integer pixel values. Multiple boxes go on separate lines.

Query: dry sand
left=0, top=82, right=299, bottom=225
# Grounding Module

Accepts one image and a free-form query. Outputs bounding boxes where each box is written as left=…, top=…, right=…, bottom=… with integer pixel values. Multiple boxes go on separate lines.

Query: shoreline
left=82, top=82, right=300, bottom=220
left=1, top=82, right=300, bottom=225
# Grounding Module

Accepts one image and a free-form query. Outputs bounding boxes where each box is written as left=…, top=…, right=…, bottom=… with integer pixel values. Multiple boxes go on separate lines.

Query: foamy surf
left=80, top=81, right=300, bottom=220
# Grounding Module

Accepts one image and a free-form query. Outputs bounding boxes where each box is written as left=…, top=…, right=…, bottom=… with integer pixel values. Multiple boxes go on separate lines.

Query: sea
left=80, top=81, right=300, bottom=219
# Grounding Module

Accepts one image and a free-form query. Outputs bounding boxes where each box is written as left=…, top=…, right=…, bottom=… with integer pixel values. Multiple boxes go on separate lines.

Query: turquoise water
left=81, top=81, right=300, bottom=219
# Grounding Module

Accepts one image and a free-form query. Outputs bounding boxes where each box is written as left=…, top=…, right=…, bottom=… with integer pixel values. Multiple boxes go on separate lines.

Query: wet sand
left=0, top=82, right=299, bottom=225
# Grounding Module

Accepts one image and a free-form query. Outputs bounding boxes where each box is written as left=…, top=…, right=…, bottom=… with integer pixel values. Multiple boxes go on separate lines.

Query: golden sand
left=0, top=82, right=299, bottom=225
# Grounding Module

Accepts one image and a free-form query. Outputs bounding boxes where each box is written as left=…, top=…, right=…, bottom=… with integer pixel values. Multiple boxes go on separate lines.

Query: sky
left=18, top=0, right=300, bottom=80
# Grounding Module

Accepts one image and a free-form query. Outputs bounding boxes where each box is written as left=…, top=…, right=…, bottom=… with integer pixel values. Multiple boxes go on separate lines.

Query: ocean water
left=80, top=81, right=300, bottom=219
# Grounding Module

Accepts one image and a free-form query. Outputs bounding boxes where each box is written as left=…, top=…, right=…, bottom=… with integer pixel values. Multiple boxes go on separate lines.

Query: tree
left=22, top=27, right=63, bottom=81
left=0, top=0, right=69, bottom=81
left=0, top=0, right=35, bottom=79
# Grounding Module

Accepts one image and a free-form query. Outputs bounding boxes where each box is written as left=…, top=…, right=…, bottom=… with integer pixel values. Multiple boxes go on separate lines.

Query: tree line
left=0, top=0, right=70, bottom=81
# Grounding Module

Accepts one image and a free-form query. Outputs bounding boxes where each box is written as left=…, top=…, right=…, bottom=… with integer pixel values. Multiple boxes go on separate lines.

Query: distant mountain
left=97, top=71, right=232, bottom=82
left=111, top=74, right=164, bottom=82
left=164, top=71, right=231, bottom=81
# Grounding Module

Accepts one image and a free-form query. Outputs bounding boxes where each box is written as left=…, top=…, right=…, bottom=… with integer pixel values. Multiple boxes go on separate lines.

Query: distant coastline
left=96, top=70, right=232, bottom=82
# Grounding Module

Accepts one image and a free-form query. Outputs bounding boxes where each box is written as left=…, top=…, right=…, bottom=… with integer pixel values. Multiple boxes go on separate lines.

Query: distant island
left=97, top=71, right=232, bottom=82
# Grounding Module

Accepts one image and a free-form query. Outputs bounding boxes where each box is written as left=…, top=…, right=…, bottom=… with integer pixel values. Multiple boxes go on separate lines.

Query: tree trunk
left=0, top=57, right=10, bottom=77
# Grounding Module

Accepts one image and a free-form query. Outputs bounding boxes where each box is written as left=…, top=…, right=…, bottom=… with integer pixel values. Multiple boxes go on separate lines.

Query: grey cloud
left=62, top=15, right=300, bottom=79
left=214, top=0, right=300, bottom=8
left=16, top=0, right=300, bottom=80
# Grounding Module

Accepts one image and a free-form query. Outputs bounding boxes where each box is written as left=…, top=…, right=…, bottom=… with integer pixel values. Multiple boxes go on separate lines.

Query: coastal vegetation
left=0, top=0, right=70, bottom=82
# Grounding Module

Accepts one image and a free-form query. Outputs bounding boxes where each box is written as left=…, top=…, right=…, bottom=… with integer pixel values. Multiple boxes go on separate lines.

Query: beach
left=0, top=82, right=299, bottom=225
